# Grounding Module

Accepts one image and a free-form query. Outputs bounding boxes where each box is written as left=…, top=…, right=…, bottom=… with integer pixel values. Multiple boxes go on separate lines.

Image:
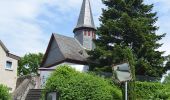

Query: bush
left=135, top=81, right=170, bottom=99
left=157, top=84, right=170, bottom=100
left=43, top=65, right=122, bottom=100
left=0, top=84, right=11, bottom=100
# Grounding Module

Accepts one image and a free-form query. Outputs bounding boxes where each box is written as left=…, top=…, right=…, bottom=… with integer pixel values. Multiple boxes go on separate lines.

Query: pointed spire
left=73, top=0, right=96, bottom=33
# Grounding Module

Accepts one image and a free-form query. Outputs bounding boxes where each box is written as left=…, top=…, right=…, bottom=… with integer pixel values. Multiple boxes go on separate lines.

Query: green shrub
left=43, top=65, right=122, bottom=100
left=135, top=81, right=170, bottom=99
left=157, top=84, right=170, bottom=100
left=0, top=84, right=11, bottom=100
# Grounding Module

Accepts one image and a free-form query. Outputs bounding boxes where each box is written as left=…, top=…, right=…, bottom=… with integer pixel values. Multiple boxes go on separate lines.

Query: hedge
left=43, top=65, right=122, bottom=100
left=135, top=81, right=170, bottom=99
left=0, top=84, right=11, bottom=100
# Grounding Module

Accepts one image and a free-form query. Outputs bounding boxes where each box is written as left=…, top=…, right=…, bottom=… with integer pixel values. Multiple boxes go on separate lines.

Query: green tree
left=18, top=53, right=43, bottom=76
left=0, top=84, right=11, bottom=100
left=163, top=73, right=170, bottom=84
left=165, top=62, right=170, bottom=70
left=165, top=55, right=170, bottom=70
left=88, top=0, right=166, bottom=77
left=111, top=47, right=136, bottom=100
left=43, top=65, right=122, bottom=100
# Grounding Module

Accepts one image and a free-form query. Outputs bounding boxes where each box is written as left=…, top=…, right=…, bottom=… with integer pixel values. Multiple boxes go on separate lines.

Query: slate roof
left=73, top=0, right=96, bottom=32
left=41, top=33, right=89, bottom=68
left=0, top=40, right=9, bottom=53
left=54, top=33, right=88, bottom=61
left=0, top=40, right=20, bottom=60
left=40, top=0, right=96, bottom=68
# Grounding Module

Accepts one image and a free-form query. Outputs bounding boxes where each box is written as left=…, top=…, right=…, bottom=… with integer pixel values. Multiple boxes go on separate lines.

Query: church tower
left=73, top=0, right=96, bottom=50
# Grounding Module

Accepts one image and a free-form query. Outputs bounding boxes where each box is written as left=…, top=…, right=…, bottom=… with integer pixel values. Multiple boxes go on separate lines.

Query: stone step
left=25, top=89, right=42, bottom=100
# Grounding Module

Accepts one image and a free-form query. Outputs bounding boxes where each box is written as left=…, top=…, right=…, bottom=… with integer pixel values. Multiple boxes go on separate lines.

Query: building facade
left=0, top=40, right=20, bottom=92
left=39, top=0, right=96, bottom=87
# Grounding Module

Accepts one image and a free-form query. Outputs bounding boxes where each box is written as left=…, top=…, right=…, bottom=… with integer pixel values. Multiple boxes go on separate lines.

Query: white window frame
left=5, top=60, right=13, bottom=71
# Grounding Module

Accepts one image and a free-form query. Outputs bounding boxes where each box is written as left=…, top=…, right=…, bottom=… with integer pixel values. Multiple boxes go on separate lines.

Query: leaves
left=89, top=0, right=166, bottom=77
left=18, top=53, right=44, bottom=76
left=165, top=55, right=170, bottom=70
left=135, top=82, right=170, bottom=99
left=0, top=84, right=11, bottom=100
left=43, top=65, right=122, bottom=100
left=163, top=73, right=170, bottom=84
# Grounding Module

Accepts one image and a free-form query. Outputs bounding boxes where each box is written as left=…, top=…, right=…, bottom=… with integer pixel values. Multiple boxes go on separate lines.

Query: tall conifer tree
left=165, top=55, right=170, bottom=70
left=88, top=0, right=167, bottom=77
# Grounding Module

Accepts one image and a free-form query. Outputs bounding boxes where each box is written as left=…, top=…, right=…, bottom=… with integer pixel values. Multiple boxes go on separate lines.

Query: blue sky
left=0, top=0, right=169, bottom=56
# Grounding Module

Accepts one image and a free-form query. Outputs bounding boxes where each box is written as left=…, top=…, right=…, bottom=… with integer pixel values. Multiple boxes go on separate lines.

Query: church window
left=84, top=31, right=87, bottom=36
left=92, top=32, right=94, bottom=38
left=88, top=31, right=91, bottom=36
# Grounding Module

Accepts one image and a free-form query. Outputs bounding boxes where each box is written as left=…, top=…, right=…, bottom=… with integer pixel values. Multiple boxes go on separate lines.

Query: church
left=39, top=0, right=96, bottom=86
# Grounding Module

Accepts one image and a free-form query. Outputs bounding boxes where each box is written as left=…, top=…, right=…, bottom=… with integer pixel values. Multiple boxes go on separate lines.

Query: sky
left=0, top=0, right=169, bottom=57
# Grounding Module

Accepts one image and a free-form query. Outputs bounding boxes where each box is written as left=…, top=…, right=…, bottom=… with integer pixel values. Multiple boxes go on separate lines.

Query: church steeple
left=73, top=0, right=95, bottom=32
left=73, top=0, right=96, bottom=50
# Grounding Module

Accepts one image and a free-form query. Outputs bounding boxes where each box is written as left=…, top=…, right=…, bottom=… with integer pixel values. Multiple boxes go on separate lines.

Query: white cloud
left=145, top=0, right=170, bottom=14
left=147, top=0, right=170, bottom=56
left=0, top=0, right=169, bottom=57
left=0, top=0, right=48, bottom=56
left=0, top=0, right=103, bottom=56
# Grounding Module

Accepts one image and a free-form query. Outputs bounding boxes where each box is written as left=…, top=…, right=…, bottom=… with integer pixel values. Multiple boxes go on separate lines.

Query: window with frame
left=6, top=61, right=12, bottom=70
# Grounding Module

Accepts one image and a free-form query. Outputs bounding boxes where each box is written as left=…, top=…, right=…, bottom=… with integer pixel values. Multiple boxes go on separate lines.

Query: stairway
left=25, top=89, right=42, bottom=100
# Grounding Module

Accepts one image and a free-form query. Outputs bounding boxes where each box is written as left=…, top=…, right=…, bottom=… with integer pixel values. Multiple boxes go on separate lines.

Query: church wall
left=74, top=30, right=83, bottom=45
left=39, top=70, right=52, bottom=88
left=39, top=62, right=89, bottom=87
left=83, top=30, right=93, bottom=50
left=75, top=29, right=95, bottom=50
left=51, top=62, right=89, bottom=72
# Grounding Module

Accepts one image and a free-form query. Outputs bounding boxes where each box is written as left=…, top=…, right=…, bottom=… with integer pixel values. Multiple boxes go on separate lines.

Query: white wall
left=51, top=62, right=89, bottom=72
left=39, top=70, right=52, bottom=88
left=39, top=62, right=89, bottom=87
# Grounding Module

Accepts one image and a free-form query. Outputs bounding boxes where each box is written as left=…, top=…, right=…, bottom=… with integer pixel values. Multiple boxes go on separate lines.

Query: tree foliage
left=163, top=73, right=170, bottom=84
left=18, top=53, right=43, bottom=76
left=111, top=47, right=136, bottom=100
left=0, top=84, right=11, bottom=100
left=43, top=65, right=122, bottom=100
left=165, top=62, right=170, bottom=70
left=88, top=0, right=166, bottom=77
left=135, top=82, right=170, bottom=99
left=165, top=55, right=170, bottom=70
